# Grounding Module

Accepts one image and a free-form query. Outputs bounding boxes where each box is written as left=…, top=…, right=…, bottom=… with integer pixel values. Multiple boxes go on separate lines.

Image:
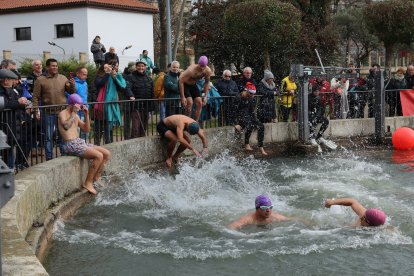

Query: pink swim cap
left=365, top=208, right=386, bottom=226
left=68, top=93, right=83, bottom=105
left=198, top=55, right=208, bottom=67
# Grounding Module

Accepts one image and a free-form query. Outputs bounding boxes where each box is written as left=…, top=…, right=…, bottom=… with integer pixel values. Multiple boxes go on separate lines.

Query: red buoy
left=392, top=127, right=414, bottom=150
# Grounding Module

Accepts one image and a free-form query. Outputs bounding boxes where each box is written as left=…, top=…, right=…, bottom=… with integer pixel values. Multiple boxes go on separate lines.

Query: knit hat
left=255, top=195, right=272, bottom=209
left=263, top=70, right=274, bottom=80
left=245, top=82, right=256, bottom=94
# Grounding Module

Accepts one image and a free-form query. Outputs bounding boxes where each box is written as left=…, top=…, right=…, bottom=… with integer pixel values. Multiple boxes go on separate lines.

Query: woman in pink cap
left=325, top=198, right=386, bottom=227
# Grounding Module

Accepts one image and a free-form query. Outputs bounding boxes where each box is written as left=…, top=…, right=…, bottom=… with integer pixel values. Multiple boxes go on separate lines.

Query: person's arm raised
left=325, top=198, right=366, bottom=217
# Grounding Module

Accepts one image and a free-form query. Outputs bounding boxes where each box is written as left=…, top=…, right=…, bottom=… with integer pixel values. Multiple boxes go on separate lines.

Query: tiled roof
left=0, top=0, right=158, bottom=14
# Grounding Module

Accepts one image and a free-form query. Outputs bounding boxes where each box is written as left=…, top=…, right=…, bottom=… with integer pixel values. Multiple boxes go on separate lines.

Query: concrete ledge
left=1, top=118, right=414, bottom=275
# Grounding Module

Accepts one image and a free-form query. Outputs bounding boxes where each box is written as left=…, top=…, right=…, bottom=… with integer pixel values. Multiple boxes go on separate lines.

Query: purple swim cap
left=255, top=195, right=272, bottom=209
left=68, top=93, right=83, bottom=105
left=198, top=55, right=208, bottom=67
left=365, top=208, right=386, bottom=226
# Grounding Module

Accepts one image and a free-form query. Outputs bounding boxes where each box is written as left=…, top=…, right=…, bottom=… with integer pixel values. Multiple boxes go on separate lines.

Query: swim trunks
left=62, top=138, right=94, bottom=157
left=157, top=120, right=176, bottom=137
left=184, top=83, right=201, bottom=99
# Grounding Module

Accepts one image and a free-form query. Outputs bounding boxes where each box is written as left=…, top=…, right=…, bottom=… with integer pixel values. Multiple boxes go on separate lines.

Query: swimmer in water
left=58, top=94, right=111, bottom=194
left=156, top=114, right=208, bottom=168
left=179, top=55, right=212, bottom=122
left=227, top=195, right=292, bottom=230
left=325, top=198, right=386, bottom=227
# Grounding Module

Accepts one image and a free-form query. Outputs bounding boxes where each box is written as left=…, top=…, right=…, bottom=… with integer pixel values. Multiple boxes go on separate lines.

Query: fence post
left=2, top=50, right=12, bottom=60
left=43, top=51, right=51, bottom=61
left=291, top=64, right=309, bottom=142
left=79, top=52, right=87, bottom=63
left=374, top=69, right=385, bottom=143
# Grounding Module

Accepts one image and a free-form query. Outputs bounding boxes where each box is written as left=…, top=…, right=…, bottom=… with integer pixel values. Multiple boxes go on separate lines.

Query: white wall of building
left=86, top=8, right=154, bottom=70
left=0, top=8, right=89, bottom=60
left=0, top=7, right=155, bottom=69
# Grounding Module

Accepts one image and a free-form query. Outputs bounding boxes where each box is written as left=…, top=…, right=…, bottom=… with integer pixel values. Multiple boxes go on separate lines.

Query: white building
left=0, top=0, right=158, bottom=69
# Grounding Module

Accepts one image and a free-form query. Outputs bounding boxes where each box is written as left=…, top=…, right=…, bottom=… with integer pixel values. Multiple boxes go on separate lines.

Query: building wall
left=86, top=8, right=154, bottom=69
left=0, top=8, right=89, bottom=60
left=0, top=7, right=154, bottom=69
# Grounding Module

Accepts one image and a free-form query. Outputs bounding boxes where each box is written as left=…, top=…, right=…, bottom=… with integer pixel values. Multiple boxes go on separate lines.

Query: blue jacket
left=74, top=76, right=89, bottom=108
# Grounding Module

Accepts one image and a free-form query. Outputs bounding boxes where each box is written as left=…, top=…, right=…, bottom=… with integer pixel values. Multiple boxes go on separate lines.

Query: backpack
left=153, top=72, right=165, bottom=99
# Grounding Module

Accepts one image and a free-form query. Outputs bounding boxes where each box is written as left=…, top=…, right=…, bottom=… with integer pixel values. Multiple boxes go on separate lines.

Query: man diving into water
left=157, top=114, right=208, bottom=168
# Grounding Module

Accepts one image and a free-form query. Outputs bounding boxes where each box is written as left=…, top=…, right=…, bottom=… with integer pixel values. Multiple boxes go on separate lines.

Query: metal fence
left=1, top=84, right=413, bottom=172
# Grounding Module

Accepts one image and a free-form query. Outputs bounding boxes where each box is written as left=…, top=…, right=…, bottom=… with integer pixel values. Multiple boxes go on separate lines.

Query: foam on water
left=51, top=151, right=414, bottom=264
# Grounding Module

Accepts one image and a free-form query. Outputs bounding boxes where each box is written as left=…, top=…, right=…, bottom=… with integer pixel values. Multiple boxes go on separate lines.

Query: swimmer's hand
left=201, top=147, right=208, bottom=156
left=193, top=149, right=201, bottom=157
left=325, top=199, right=334, bottom=208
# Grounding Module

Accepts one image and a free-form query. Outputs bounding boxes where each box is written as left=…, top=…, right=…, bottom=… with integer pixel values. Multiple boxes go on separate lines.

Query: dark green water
left=44, top=149, right=414, bottom=276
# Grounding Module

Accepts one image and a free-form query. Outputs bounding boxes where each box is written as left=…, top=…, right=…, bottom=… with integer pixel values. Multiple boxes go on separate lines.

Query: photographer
left=90, top=36, right=106, bottom=67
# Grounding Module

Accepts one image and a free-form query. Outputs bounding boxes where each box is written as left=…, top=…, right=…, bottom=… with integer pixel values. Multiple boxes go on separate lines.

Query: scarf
left=261, top=79, right=275, bottom=90
left=105, top=73, right=126, bottom=128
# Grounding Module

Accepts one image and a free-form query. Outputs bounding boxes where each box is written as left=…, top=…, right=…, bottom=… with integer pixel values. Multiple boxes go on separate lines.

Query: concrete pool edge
left=1, top=117, right=413, bottom=275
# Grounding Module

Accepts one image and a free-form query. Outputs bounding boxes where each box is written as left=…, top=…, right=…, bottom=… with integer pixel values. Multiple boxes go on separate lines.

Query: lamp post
left=166, top=0, right=172, bottom=64
left=48, top=41, right=65, bottom=55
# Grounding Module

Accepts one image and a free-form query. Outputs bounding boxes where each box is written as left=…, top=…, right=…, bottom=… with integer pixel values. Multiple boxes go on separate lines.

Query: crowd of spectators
left=1, top=36, right=413, bottom=171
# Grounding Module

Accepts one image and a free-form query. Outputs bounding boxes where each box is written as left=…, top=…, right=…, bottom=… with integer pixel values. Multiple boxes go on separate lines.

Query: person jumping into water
left=325, top=198, right=386, bottom=227
left=156, top=114, right=208, bottom=168
left=58, top=94, right=111, bottom=194
left=227, top=195, right=292, bottom=230
left=179, top=56, right=212, bottom=122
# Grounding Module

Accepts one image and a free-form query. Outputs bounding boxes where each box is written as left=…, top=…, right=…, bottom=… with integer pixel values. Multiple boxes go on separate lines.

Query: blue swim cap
left=255, top=195, right=272, bottom=209
left=68, top=93, right=83, bottom=105
left=187, top=122, right=200, bottom=135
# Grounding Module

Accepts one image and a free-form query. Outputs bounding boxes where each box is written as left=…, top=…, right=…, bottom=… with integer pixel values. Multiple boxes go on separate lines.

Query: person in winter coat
left=387, top=67, right=406, bottom=117
left=215, top=70, right=239, bottom=126
left=139, top=50, right=155, bottom=76
left=257, top=70, right=279, bottom=123
left=279, top=74, right=297, bottom=122
left=164, top=61, right=181, bottom=117
left=330, top=73, right=349, bottom=119
left=125, top=60, right=155, bottom=138
left=236, top=67, right=257, bottom=92
left=234, top=82, right=267, bottom=155
left=90, top=36, right=106, bottom=67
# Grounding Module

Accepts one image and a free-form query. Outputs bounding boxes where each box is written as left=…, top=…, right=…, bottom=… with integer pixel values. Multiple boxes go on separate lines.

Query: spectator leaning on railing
left=215, top=69, right=239, bottom=126
left=164, top=61, right=181, bottom=117
left=32, top=58, right=75, bottom=160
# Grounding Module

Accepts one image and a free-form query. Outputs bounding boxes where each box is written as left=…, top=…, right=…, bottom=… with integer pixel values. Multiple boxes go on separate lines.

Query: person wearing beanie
left=58, top=94, right=111, bottom=195
left=227, top=195, right=291, bottom=230
left=325, top=198, right=387, bottom=227
left=234, top=82, right=268, bottom=155
left=257, top=70, right=279, bottom=123
left=178, top=55, right=213, bottom=122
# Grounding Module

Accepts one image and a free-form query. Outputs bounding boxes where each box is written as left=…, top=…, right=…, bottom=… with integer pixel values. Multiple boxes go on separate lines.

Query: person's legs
left=91, top=146, right=111, bottom=183
left=81, top=148, right=103, bottom=195
left=185, top=97, right=193, bottom=117
left=163, top=130, right=179, bottom=168
left=172, top=132, right=191, bottom=163
left=159, top=101, right=166, bottom=121
left=104, top=121, right=112, bottom=144
left=316, top=117, right=329, bottom=140
left=396, top=92, right=403, bottom=116
left=93, top=119, right=103, bottom=146
left=42, top=114, right=54, bottom=160
left=193, top=97, right=203, bottom=122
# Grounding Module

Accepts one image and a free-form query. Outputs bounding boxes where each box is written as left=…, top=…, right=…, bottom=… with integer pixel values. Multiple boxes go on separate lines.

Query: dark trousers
left=94, top=119, right=112, bottom=145
left=280, top=105, right=291, bottom=122
left=131, top=110, right=149, bottom=138
left=240, top=116, right=265, bottom=147
left=309, top=115, right=329, bottom=140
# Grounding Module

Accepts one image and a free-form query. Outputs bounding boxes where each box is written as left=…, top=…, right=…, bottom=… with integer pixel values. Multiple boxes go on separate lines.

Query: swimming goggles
left=259, top=205, right=273, bottom=210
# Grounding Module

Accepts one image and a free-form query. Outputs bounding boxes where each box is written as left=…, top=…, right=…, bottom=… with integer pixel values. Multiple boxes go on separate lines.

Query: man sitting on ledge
left=157, top=114, right=208, bottom=168
left=58, top=94, right=111, bottom=194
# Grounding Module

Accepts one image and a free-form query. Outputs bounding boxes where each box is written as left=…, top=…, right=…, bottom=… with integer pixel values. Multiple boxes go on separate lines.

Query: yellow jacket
left=153, top=72, right=166, bottom=99
left=279, top=76, right=297, bottom=107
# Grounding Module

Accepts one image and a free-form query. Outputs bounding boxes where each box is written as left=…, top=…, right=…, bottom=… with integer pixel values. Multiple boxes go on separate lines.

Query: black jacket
left=234, top=93, right=257, bottom=125
left=257, top=81, right=278, bottom=122
left=215, top=79, right=239, bottom=97
left=125, top=71, right=154, bottom=111
left=236, top=77, right=257, bottom=93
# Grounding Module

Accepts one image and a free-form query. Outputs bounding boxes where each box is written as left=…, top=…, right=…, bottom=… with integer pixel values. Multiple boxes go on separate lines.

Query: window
left=56, top=24, right=74, bottom=38
left=15, top=27, right=31, bottom=41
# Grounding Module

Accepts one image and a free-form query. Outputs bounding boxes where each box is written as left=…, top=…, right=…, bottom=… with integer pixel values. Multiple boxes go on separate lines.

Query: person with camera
left=90, top=36, right=106, bottom=67
left=58, top=94, right=111, bottom=195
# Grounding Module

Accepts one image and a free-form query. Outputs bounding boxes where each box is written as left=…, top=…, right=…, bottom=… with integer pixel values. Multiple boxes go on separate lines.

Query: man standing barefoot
left=179, top=56, right=212, bottom=122
left=156, top=114, right=208, bottom=168
left=58, top=94, right=111, bottom=194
